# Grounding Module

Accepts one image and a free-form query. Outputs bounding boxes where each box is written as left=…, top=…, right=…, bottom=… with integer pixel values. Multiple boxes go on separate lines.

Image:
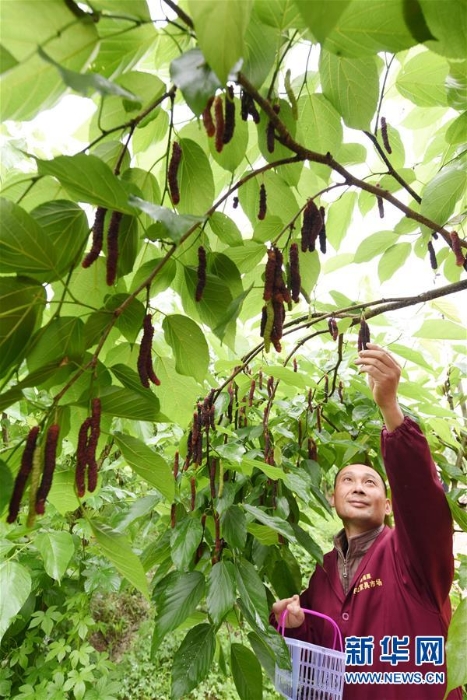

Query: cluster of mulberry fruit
left=76, top=398, right=101, bottom=497
left=82, top=206, right=123, bottom=286
left=301, top=199, right=325, bottom=253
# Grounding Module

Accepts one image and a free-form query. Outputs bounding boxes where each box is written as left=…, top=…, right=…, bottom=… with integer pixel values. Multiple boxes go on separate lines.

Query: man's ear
left=384, top=498, right=392, bottom=516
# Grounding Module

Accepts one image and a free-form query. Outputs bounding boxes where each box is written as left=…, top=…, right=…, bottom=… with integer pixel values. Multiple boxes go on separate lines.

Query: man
left=272, top=344, right=461, bottom=699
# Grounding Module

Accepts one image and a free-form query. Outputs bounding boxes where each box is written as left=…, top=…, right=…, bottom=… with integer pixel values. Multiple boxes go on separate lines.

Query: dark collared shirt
left=333, top=524, right=385, bottom=594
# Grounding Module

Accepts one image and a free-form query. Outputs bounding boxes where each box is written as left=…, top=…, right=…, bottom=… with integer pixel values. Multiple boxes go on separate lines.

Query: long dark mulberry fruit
left=450, top=231, right=465, bottom=267
left=427, top=241, right=438, bottom=270
left=202, top=97, right=215, bottom=138
left=301, top=199, right=322, bottom=252
left=328, top=318, right=339, bottom=341
left=223, top=85, right=235, bottom=145
left=258, top=184, right=267, bottom=220
left=168, top=141, right=182, bottom=205
left=376, top=184, right=384, bottom=219
left=263, top=248, right=276, bottom=301
left=87, top=398, right=101, bottom=492
left=214, top=96, right=225, bottom=153
left=76, top=417, right=91, bottom=498
left=380, top=117, right=392, bottom=154
left=35, top=424, right=60, bottom=515
left=7, top=426, right=40, bottom=523
left=82, top=207, right=107, bottom=269
left=318, top=206, right=327, bottom=254
left=106, top=211, right=123, bottom=286
left=289, top=243, right=301, bottom=303
left=195, top=246, right=207, bottom=302
left=138, top=315, right=161, bottom=388
left=358, top=319, right=371, bottom=352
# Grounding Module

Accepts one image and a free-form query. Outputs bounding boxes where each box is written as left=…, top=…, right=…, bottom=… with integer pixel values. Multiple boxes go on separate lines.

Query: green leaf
left=209, top=212, right=243, bottom=246
left=254, top=0, right=305, bottom=31
left=248, top=630, right=291, bottom=682
left=37, top=47, right=140, bottom=103
left=354, top=231, right=397, bottom=263
left=396, top=51, right=449, bottom=107
left=90, top=521, right=149, bottom=599
left=1, top=1, right=98, bottom=121
left=221, top=505, right=247, bottom=550
left=445, top=113, right=467, bottom=145
left=0, top=198, right=58, bottom=279
left=294, top=0, right=351, bottom=43
left=171, top=624, right=217, bottom=700
left=153, top=356, right=200, bottom=425
left=152, top=571, right=205, bottom=654
left=320, top=51, right=379, bottom=130
left=170, top=48, right=221, bottom=116
left=130, top=257, right=176, bottom=295
left=104, top=294, right=146, bottom=345
left=27, top=317, right=85, bottom=373
left=297, top=94, right=343, bottom=156
left=177, top=139, right=215, bottom=216
left=99, top=386, right=160, bottom=421
left=242, top=13, right=279, bottom=89
left=323, top=0, right=417, bottom=57
left=419, top=0, right=467, bottom=60
left=162, top=314, right=209, bottom=384
left=243, top=504, right=295, bottom=541
left=0, top=277, right=46, bottom=379
left=170, top=517, right=204, bottom=571
left=231, top=643, right=262, bottom=700
left=402, top=0, right=436, bottom=43
left=188, top=0, right=253, bottom=85
left=420, top=167, right=467, bottom=232
left=35, top=531, right=75, bottom=583
left=207, top=560, right=236, bottom=625
left=445, top=598, right=467, bottom=697
left=30, top=200, right=89, bottom=279
left=113, top=432, right=174, bottom=501
left=247, top=523, right=278, bottom=546
left=378, top=242, right=412, bottom=282
left=36, top=155, right=135, bottom=213
left=0, top=561, right=32, bottom=643
left=235, top=558, right=269, bottom=629
left=90, top=0, right=151, bottom=19
left=291, top=523, right=323, bottom=563
left=413, top=320, right=467, bottom=340
left=129, top=196, right=205, bottom=244
left=326, top=192, right=357, bottom=251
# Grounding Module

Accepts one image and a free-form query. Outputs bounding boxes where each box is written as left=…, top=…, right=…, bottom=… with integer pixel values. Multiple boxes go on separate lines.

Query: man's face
left=331, top=464, right=391, bottom=535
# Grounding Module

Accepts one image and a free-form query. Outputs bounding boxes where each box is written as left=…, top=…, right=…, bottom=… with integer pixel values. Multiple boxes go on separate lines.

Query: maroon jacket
left=279, top=417, right=461, bottom=700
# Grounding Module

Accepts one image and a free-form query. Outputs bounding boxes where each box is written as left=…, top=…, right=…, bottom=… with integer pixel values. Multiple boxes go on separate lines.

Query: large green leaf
left=242, top=13, right=279, bottom=89
left=176, top=139, right=215, bottom=216
left=254, top=0, right=305, bottom=30
left=36, top=155, right=136, bottom=213
left=99, top=386, right=160, bottom=421
left=420, top=167, right=467, bottom=232
left=0, top=277, right=46, bottom=379
left=419, top=0, right=467, bottom=60
left=170, top=517, right=204, bottom=571
left=90, top=521, right=149, bottom=599
left=326, top=192, right=357, bottom=251
left=297, top=94, right=343, bottom=156
left=294, top=0, right=351, bottom=42
left=153, top=356, right=200, bottom=425
left=90, top=0, right=151, bottom=19
left=244, top=504, right=295, bottom=541
left=235, top=558, right=269, bottom=629
left=221, top=505, right=248, bottom=550
left=231, top=643, right=262, bottom=700
left=378, top=242, right=412, bottom=283
left=188, top=0, right=253, bottom=85
left=323, top=0, right=417, bottom=57
left=319, top=51, right=380, bottom=130
left=129, top=196, right=205, bottom=243
left=171, top=624, right=217, bottom=700
left=1, top=0, right=98, bottom=121
left=30, top=200, right=89, bottom=279
left=0, top=198, right=58, bottom=279
left=445, top=597, right=467, bottom=697
left=0, top=561, right=32, bottom=643
left=113, top=432, right=174, bottom=501
left=396, top=51, right=449, bottom=107
left=170, top=49, right=221, bottom=116
left=103, top=294, right=146, bottom=345
left=354, top=231, right=398, bottom=263
left=35, top=531, right=75, bottom=583
left=413, top=320, right=467, bottom=341
left=207, top=560, right=236, bottom=625
left=27, top=317, right=85, bottom=374
left=162, top=314, right=209, bottom=383
left=152, top=571, right=205, bottom=654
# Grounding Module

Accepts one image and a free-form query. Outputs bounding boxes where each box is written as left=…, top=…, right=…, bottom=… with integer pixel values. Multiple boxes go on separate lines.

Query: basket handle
left=278, top=607, right=344, bottom=652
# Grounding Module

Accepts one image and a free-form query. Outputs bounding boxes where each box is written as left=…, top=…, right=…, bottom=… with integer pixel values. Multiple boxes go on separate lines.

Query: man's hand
left=355, top=343, right=404, bottom=432
left=272, top=594, right=305, bottom=628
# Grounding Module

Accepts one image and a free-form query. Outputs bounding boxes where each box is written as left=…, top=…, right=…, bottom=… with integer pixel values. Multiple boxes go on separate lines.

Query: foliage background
left=0, top=0, right=466, bottom=698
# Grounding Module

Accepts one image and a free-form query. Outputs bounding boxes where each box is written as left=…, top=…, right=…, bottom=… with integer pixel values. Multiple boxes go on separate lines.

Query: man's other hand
left=272, top=594, right=305, bottom=628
